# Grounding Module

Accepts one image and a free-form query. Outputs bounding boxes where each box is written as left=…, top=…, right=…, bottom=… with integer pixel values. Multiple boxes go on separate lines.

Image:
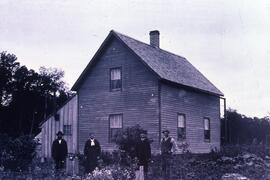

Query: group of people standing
left=134, top=129, right=178, bottom=180
left=51, top=129, right=178, bottom=180
left=51, top=131, right=101, bottom=174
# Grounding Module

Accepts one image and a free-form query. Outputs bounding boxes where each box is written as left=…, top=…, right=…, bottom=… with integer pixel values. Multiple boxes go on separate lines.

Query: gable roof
left=72, top=30, right=223, bottom=96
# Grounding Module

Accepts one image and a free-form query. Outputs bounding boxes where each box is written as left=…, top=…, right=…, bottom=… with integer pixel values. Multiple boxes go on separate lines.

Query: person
left=135, top=132, right=151, bottom=179
left=119, top=133, right=132, bottom=166
left=51, top=131, right=68, bottom=170
left=160, top=129, right=178, bottom=180
left=84, top=132, right=101, bottom=173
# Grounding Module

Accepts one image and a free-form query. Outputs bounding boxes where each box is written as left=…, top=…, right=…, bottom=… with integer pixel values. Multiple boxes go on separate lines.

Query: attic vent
left=54, top=113, right=60, bottom=121
left=149, top=30, right=160, bottom=48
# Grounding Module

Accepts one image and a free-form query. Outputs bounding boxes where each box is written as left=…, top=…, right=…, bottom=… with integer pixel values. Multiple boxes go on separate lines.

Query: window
left=204, top=118, right=210, bottom=141
left=54, top=113, right=60, bottom=121
left=110, top=67, right=122, bottom=91
left=109, top=114, right=123, bottom=142
left=177, top=114, right=186, bottom=140
left=63, top=125, right=72, bottom=136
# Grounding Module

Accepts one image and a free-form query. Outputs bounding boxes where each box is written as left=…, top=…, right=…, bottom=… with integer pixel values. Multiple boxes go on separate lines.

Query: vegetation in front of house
left=0, top=134, right=37, bottom=172
left=0, top=125, right=270, bottom=179
left=1, top=144, right=269, bottom=179
left=149, top=145, right=270, bottom=180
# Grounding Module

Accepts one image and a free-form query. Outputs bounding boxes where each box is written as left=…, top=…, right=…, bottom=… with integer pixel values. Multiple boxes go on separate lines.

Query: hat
left=162, top=129, right=170, bottom=134
left=56, top=131, right=64, bottom=135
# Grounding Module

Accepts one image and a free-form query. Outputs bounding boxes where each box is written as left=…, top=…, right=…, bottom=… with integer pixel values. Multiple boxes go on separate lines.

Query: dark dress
left=135, top=139, right=151, bottom=173
left=84, top=139, right=101, bottom=173
left=51, top=139, right=68, bottom=170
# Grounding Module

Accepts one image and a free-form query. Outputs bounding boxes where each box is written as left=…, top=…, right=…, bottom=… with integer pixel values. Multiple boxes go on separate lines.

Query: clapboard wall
left=41, top=95, right=78, bottom=158
left=77, top=37, right=160, bottom=152
left=160, top=82, right=220, bottom=153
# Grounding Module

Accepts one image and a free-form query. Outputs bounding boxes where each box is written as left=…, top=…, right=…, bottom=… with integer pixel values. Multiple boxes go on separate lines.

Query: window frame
left=110, top=67, right=122, bottom=92
left=109, top=114, right=123, bottom=142
left=63, top=125, right=72, bottom=136
left=203, top=117, right=210, bottom=142
left=177, top=113, right=186, bottom=141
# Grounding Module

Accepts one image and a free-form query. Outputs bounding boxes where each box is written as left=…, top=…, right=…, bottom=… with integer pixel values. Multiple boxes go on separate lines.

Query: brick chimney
left=149, top=30, right=160, bottom=48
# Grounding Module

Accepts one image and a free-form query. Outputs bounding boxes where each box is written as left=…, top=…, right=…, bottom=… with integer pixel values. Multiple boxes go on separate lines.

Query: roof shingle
left=113, top=31, right=223, bottom=96
left=72, top=30, right=223, bottom=96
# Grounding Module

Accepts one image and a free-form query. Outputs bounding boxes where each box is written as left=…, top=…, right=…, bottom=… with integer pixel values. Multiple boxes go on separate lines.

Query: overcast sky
left=0, top=0, right=269, bottom=118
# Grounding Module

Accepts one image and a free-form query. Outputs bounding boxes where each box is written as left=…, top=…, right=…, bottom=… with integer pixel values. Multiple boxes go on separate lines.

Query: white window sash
left=110, top=69, right=121, bottom=80
left=204, top=118, right=210, bottom=130
left=110, top=115, right=122, bottom=128
left=178, top=115, right=185, bottom=128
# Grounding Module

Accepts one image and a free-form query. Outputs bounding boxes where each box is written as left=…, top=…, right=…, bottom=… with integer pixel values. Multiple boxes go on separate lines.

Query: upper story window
left=109, top=114, right=123, bottom=142
left=63, top=125, right=72, bottom=136
left=204, top=118, right=210, bottom=141
left=177, top=114, right=186, bottom=140
left=110, top=67, right=122, bottom=91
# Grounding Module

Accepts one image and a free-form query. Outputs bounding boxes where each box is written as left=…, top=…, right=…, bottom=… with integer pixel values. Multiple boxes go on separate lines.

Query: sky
left=0, top=0, right=269, bottom=118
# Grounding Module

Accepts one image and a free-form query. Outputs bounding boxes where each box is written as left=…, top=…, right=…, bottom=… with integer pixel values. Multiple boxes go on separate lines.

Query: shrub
left=114, top=125, right=147, bottom=159
left=85, top=166, right=134, bottom=180
left=99, top=151, right=115, bottom=166
left=0, top=134, right=37, bottom=171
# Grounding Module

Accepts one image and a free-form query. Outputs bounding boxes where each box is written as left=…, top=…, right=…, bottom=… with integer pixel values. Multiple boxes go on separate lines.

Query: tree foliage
left=0, top=51, right=71, bottom=136
left=222, top=109, right=270, bottom=145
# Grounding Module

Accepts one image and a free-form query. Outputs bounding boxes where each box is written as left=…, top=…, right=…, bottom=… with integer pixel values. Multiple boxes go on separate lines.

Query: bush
left=85, top=165, right=134, bottom=180
left=99, top=151, right=115, bottom=166
left=148, top=145, right=270, bottom=180
left=0, top=134, right=37, bottom=171
left=114, top=125, right=147, bottom=159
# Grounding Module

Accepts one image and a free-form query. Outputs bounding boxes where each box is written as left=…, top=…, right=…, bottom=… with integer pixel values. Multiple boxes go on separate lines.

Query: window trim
left=109, top=114, right=123, bottom=143
left=109, top=67, right=122, bottom=92
left=177, top=113, right=186, bottom=141
left=203, top=117, right=210, bottom=142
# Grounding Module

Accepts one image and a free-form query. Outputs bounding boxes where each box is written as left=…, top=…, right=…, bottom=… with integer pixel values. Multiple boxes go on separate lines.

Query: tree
left=0, top=52, right=20, bottom=107
left=0, top=51, right=71, bottom=136
left=222, top=109, right=270, bottom=145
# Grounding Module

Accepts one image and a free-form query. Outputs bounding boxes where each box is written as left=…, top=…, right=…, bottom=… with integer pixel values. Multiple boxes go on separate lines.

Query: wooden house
left=39, top=30, right=224, bottom=158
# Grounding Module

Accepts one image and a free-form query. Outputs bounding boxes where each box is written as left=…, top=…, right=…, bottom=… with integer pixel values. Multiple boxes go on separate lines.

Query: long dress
left=83, top=139, right=101, bottom=173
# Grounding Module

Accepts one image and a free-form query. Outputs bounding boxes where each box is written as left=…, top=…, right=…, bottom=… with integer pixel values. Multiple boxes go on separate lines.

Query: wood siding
left=77, top=37, right=160, bottom=152
left=160, top=83, right=220, bottom=153
left=40, top=95, right=78, bottom=158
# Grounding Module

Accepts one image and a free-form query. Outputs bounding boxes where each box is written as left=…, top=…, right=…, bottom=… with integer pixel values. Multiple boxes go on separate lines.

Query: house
left=40, top=30, right=224, bottom=158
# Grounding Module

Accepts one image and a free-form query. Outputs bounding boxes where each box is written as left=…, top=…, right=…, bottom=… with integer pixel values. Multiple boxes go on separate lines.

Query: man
left=84, top=133, right=101, bottom=173
left=119, top=133, right=132, bottom=166
left=51, top=131, right=68, bottom=170
left=135, top=132, right=151, bottom=179
left=160, top=129, right=178, bottom=180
